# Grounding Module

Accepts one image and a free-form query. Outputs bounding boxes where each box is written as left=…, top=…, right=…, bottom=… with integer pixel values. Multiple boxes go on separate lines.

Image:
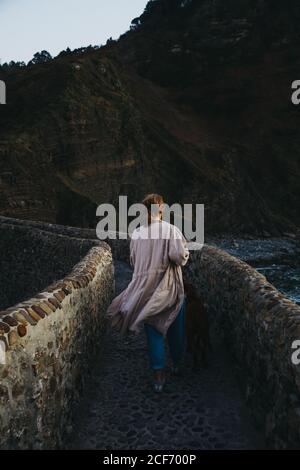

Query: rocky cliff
left=0, top=0, right=299, bottom=235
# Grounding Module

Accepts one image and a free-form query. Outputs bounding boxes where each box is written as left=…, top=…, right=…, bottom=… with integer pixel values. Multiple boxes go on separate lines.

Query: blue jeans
left=144, top=299, right=186, bottom=370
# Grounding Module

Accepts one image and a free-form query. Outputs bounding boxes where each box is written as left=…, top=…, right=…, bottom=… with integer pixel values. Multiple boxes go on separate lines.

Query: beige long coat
left=107, top=220, right=189, bottom=337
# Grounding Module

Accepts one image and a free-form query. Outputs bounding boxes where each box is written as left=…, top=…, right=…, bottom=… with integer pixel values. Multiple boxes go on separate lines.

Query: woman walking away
left=107, top=194, right=189, bottom=393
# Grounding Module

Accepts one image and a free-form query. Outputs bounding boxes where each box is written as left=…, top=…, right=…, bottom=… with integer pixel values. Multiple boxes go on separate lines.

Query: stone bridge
left=0, top=216, right=300, bottom=450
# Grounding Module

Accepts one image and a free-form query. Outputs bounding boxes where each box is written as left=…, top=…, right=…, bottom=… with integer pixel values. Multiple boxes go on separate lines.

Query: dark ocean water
left=210, top=237, right=300, bottom=306
left=255, top=263, right=300, bottom=305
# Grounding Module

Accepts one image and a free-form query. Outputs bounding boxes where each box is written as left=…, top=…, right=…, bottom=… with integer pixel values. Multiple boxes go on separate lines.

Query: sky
left=0, top=0, right=148, bottom=64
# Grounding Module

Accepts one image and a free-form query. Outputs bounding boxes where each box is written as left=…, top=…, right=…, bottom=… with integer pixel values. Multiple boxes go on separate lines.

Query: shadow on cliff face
left=56, top=186, right=98, bottom=229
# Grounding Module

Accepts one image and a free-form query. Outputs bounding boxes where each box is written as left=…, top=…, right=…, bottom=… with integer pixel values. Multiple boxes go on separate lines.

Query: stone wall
left=0, top=220, right=114, bottom=449
left=186, top=246, right=300, bottom=449
left=0, top=216, right=130, bottom=267
left=0, top=220, right=109, bottom=310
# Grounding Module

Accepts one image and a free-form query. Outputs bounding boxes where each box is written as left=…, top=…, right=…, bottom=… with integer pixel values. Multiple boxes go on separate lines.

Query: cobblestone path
left=67, top=261, right=264, bottom=450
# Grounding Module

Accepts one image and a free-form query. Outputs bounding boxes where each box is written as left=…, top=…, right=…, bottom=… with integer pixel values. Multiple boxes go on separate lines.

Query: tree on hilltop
left=28, top=50, right=52, bottom=66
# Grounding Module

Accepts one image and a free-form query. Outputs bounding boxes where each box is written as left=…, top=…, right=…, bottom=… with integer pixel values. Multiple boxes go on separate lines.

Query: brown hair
left=142, top=193, right=164, bottom=225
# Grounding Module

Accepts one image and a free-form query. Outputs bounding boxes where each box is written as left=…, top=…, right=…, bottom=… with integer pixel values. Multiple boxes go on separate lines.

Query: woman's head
left=142, top=194, right=164, bottom=224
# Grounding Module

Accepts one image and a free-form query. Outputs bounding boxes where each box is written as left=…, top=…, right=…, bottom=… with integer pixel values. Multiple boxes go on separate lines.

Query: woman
left=107, top=194, right=189, bottom=392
